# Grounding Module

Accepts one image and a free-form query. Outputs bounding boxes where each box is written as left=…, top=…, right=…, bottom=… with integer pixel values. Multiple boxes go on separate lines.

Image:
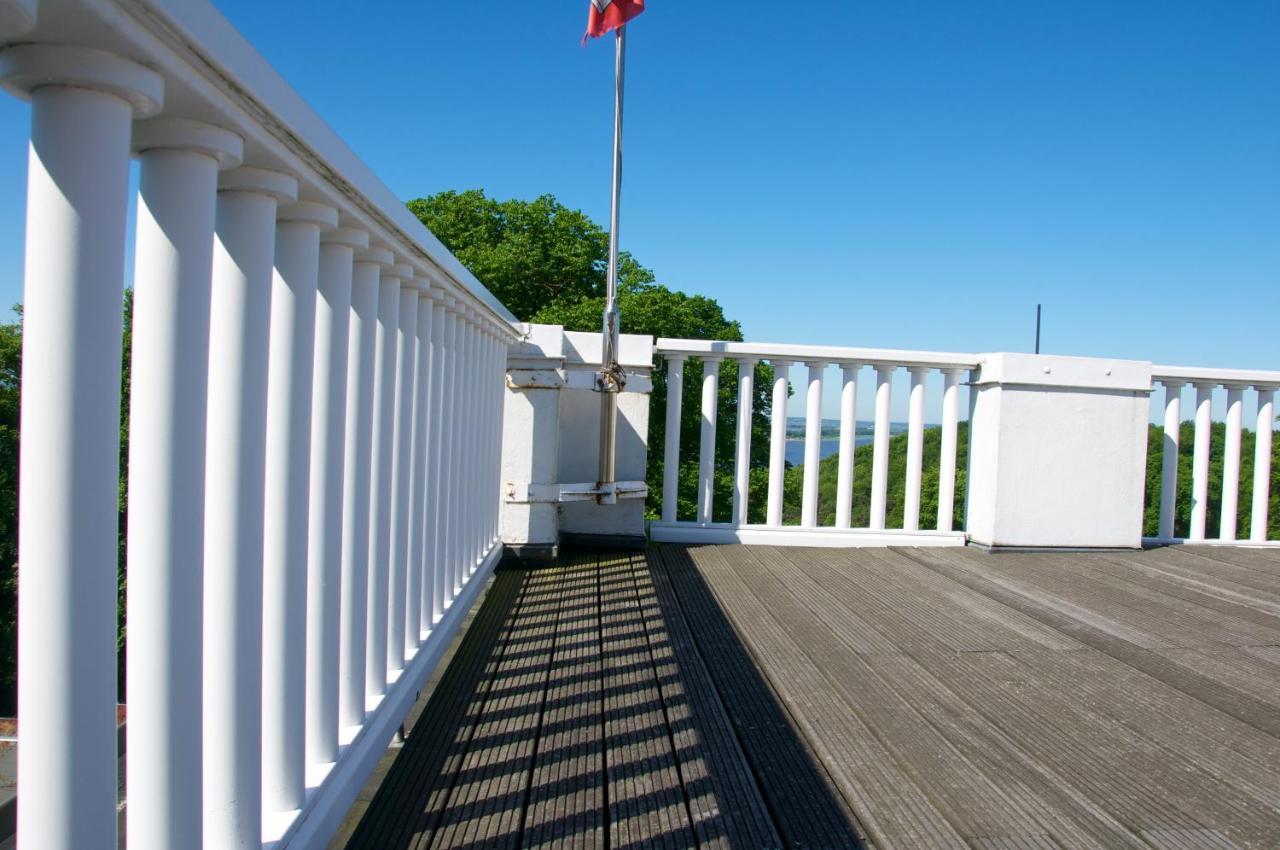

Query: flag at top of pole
left=586, top=0, right=644, bottom=41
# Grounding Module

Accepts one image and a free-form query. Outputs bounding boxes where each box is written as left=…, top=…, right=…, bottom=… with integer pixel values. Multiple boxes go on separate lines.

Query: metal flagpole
left=597, top=23, right=626, bottom=499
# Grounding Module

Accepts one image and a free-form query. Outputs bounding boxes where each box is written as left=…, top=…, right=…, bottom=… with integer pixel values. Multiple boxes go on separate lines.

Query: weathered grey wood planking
left=341, top=543, right=1280, bottom=850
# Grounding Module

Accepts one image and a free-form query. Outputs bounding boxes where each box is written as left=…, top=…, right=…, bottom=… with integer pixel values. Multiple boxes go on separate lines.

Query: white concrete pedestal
left=966, top=353, right=1152, bottom=549
left=500, top=325, right=653, bottom=558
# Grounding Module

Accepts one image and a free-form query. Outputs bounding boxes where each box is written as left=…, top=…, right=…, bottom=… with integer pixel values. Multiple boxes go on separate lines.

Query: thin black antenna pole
left=1035, top=304, right=1042, bottom=354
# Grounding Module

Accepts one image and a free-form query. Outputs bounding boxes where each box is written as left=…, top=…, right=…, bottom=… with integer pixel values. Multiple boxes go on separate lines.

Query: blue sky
left=0, top=0, right=1276, bottom=422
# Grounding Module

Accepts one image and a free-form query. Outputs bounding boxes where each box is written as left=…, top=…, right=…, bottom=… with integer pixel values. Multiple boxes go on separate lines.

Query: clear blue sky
left=0, top=0, right=1276, bottom=422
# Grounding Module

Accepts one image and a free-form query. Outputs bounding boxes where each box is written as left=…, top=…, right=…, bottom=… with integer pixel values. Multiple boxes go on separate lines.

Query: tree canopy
left=407, top=190, right=652, bottom=322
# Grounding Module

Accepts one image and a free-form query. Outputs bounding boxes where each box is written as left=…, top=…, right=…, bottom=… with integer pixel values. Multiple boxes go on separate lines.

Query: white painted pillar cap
left=133, top=117, right=243, bottom=169
left=218, top=166, right=298, bottom=204
left=278, top=200, right=339, bottom=230
left=355, top=246, right=394, bottom=267
left=321, top=226, right=370, bottom=250
left=0, top=43, right=164, bottom=116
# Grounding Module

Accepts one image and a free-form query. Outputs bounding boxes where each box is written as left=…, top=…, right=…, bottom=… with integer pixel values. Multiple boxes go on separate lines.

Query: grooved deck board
left=339, top=543, right=1280, bottom=850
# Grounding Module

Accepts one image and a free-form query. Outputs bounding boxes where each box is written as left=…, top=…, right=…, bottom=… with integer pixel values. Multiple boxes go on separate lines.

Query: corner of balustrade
left=501, top=323, right=654, bottom=560
left=965, top=352, right=1153, bottom=550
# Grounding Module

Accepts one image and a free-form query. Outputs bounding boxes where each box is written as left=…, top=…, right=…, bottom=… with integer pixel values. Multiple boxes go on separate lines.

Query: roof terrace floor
left=337, top=543, right=1280, bottom=850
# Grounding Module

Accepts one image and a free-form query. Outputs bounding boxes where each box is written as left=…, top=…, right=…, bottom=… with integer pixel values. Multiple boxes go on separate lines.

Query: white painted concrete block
left=966, top=353, right=1152, bottom=549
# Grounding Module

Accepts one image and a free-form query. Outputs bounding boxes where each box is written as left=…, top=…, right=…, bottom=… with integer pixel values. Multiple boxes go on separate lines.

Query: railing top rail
left=654, top=338, right=980, bottom=370
left=33, top=0, right=520, bottom=333
left=1152, top=364, right=1280, bottom=388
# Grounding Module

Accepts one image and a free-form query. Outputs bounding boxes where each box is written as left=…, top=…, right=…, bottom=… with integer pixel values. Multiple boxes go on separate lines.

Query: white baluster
left=801, top=361, right=825, bottom=528
left=205, top=165, right=297, bottom=848
left=127, top=117, right=240, bottom=850
left=426, top=292, right=450, bottom=623
left=441, top=300, right=462, bottom=601
left=367, top=262, right=404, bottom=699
left=937, top=368, right=963, bottom=532
left=697, top=356, right=722, bottom=525
left=835, top=363, right=859, bottom=529
left=1189, top=382, right=1214, bottom=541
left=903, top=367, right=927, bottom=531
left=1252, top=386, right=1275, bottom=542
left=1158, top=381, right=1183, bottom=540
left=766, top=360, right=791, bottom=526
left=263, top=200, right=335, bottom=818
left=338, top=247, right=389, bottom=731
left=733, top=358, right=757, bottom=525
left=661, top=355, right=685, bottom=522
left=387, top=269, right=418, bottom=678
left=408, top=284, right=435, bottom=649
left=869, top=365, right=895, bottom=530
left=0, top=45, right=162, bottom=850
left=1220, top=385, right=1244, bottom=541
left=306, top=226, right=367, bottom=768
left=457, top=312, right=475, bottom=575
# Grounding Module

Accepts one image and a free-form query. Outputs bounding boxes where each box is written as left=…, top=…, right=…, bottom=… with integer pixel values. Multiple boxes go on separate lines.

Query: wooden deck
left=337, top=543, right=1280, bottom=850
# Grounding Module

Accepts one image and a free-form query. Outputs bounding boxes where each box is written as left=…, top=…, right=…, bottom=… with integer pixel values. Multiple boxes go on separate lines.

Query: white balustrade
left=903, top=368, right=927, bottom=531
left=767, top=360, right=791, bottom=526
left=0, top=6, right=520, bottom=848
left=835, top=364, right=858, bottom=529
left=696, top=357, right=721, bottom=525
left=308, top=226, right=367, bottom=771
left=387, top=270, right=418, bottom=678
left=801, top=362, right=824, bottom=527
left=869, top=366, right=894, bottom=531
left=126, top=117, right=240, bottom=850
left=1254, top=387, right=1276, bottom=543
left=339, top=247, right=388, bottom=733
left=1148, top=368, right=1280, bottom=545
left=653, top=340, right=976, bottom=547
left=936, top=369, right=964, bottom=532
left=1157, top=380, right=1183, bottom=540
left=732, top=359, right=756, bottom=524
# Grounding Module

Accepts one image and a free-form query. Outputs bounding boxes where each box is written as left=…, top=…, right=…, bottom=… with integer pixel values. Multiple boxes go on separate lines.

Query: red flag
left=585, top=0, right=644, bottom=40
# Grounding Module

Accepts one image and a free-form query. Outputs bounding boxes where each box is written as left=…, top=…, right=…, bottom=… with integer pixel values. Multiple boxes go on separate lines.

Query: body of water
left=785, top=436, right=873, bottom=466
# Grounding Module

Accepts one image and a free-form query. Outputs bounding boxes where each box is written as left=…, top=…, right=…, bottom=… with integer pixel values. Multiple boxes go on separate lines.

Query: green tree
left=0, top=307, right=20, bottom=711
left=407, top=190, right=652, bottom=322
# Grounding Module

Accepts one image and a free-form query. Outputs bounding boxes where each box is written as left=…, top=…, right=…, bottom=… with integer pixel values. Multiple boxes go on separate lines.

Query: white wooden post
left=367, top=263, right=405, bottom=698
left=440, top=300, right=461, bottom=601
left=387, top=272, right=418, bottom=678
left=1158, top=381, right=1183, bottom=540
left=835, top=363, right=859, bottom=529
left=1, top=45, right=162, bottom=850
left=661, top=355, right=685, bottom=522
left=1253, top=387, right=1276, bottom=542
left=263, top=200, right=335, bottom=817
left=732, top=358, right=757, bottom=525
left=801, top=361, right=825, bottom=528
left=936, top=368, right=963, bottom=532
left=408, top=287, right=435, bottom=648
left=903, top=367, right=927, bottom=531
left=426, top=293, right=450, bottom=623
left=307, top=226, right=367, bottom=766
left=766, top=360, right=791, bottom=526
left=338, top=247, right=389, bottom=731
left=1189, top=382, right=1214, bottom=541
left=869, top=365, right=895, bottom=530
left=697, top=357, right=722, bottom=525
left=1220, top=385, right=1244, bottom=541
left=127, top=117, right=239, bottom=850
left=205, top=165, right=298, bottom=848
